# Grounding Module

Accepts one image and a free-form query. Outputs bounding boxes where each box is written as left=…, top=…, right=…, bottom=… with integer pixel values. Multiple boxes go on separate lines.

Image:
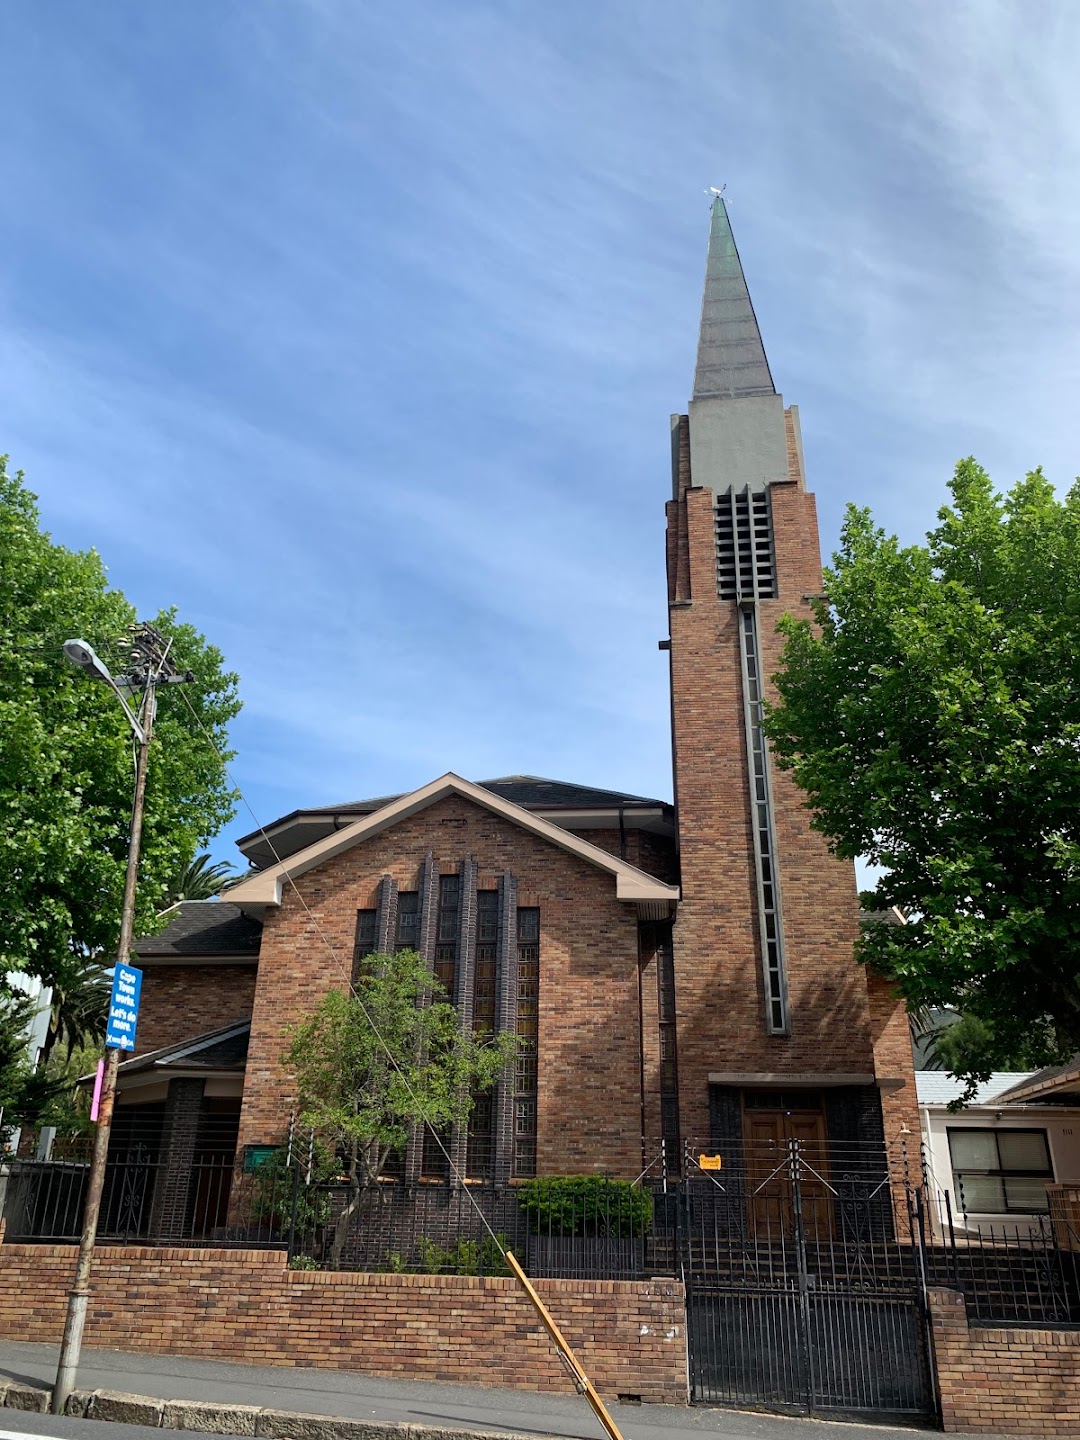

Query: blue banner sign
left=106, top=963, right=142, bottom=1051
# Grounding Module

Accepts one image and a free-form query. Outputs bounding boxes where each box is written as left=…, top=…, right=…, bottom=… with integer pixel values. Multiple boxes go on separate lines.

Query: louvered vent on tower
left=715, top=486, right=775, bottom=600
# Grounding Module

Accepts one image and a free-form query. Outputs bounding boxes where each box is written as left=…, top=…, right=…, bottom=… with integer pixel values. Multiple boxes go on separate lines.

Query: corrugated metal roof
left=915, top=1072, right=1038, bottom=1107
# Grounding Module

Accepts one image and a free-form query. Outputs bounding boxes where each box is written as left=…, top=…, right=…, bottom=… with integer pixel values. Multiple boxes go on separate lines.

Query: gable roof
left=994, top=1057, right=1080, bottom=1105
left=93, top=1022, right=251, bottom=1083
left=235, top=775, right=673, bottom=867
left=134, top=901, right=262, bottom=959
left=305, top=776, right=672, bottom=817
left=227, top=772, right=679, bottom=917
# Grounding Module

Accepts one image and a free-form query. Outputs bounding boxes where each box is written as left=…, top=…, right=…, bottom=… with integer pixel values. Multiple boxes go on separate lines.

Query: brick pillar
left=375, top=875, right=397, bottom=956
left=926, top=1287, right=968, bottom=1433
left=148, top=1078, right=205, bottom=1241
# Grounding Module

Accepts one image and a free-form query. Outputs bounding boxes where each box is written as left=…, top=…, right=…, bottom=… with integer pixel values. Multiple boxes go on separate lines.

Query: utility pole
left=51, top=626, right=193, bottom=1416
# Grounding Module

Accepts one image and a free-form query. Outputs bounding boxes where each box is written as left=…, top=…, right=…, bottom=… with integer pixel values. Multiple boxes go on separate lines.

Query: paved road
left=0, top=1342, right=1001, bottom=1440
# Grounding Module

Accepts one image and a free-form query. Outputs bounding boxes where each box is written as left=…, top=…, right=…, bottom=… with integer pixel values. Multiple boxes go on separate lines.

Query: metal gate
left=678, top=1139, right=936, bottom=1420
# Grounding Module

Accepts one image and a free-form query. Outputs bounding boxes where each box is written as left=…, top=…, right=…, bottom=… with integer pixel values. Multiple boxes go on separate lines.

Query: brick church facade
left=121, top=198, right=917, bottom=1188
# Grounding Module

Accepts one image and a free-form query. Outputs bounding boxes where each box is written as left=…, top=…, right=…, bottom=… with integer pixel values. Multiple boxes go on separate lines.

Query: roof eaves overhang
left=227, top=773, right=679, bottom=918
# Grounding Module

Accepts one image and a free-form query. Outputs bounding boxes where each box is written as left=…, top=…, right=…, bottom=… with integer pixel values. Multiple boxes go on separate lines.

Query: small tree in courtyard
left=285, top=948, right=518, bottom=1267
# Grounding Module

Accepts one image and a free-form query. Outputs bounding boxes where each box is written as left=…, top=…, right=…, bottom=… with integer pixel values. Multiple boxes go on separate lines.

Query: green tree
left=0, top=456, right=241, bottom=1010
left=38, top=963, right=112, bottom=1071
left=924, top=1012, right=1048, bottom=1079
left=162, top=851, right=237, bottom=905
left=286, top=949, right=518, bottom=1266
left=765, top=459, right=1080, bottom=1098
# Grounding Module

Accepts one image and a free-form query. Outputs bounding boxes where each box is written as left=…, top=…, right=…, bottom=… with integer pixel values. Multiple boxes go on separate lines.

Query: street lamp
left=51, top=627, right=192, bottom=1416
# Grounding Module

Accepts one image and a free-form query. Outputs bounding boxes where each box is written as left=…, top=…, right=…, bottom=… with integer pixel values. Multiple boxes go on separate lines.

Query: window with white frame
left=947, top=1128, right=1053, bottom=1214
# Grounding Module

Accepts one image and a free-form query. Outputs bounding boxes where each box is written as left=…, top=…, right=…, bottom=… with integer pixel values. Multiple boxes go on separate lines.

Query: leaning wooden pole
left=503, top=1251, right=625, bottom=1440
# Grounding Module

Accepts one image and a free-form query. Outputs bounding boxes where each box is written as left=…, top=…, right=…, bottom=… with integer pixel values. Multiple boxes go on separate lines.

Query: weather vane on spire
left=705, top=184, right=727, bottom=203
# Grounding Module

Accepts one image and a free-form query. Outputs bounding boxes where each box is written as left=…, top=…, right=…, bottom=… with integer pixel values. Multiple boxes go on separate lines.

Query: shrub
left=414, top=1232, right=511, bottom=1276
left=517, top=1176, right=653, bottom=1237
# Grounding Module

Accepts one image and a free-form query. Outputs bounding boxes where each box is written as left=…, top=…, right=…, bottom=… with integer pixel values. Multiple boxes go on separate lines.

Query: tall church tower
left=665, top=199, right=916, bottom=1155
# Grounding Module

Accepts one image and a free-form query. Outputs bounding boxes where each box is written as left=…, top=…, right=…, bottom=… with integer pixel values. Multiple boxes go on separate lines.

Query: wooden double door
left=742, top=1093, right=833, bottom=1240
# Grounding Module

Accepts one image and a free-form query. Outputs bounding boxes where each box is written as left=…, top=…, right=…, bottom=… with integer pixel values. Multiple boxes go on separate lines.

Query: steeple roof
left=692, top=198, right=775, bottom=400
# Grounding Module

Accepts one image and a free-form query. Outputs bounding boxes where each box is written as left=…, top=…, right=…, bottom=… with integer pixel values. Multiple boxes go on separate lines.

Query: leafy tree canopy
left=0, top=456, right=241, bottom=1000
left=765, top=459, right=1080, bottom=1095
left=286, top=949, right=518, bottom=1264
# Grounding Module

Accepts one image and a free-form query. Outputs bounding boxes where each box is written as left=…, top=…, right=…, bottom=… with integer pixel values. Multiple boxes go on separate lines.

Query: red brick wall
left=238, top=794, right=646, bottom=1176
left=666, top=418, right=890, bottom=1143
left=930, top=1287, right=1080, bottom=1435
left=867, top=971, right=920, bottom=1149
left=135, top=965, right=257, bottom=1056
left=585, top=829, right=678, bottom=885
left=0, top=1245, right=687, bottom=1404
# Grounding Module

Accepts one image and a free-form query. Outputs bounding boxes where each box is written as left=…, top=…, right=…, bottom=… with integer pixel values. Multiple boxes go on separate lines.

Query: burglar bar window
left=473, top=890, right=499, bottom=1035
left=352, top=909, right=377, bottom=980
left=433, top=873, right=460, bottom=998
left=395, top=891, right=419, bottom=951
left=948, top=1129, right=1054, bottom=1214
left=513, top=908, right=540, bottom=1178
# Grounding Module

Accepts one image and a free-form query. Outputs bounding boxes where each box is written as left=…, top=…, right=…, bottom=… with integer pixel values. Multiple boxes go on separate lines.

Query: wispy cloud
left=2, top=0, right=1077, bottom=856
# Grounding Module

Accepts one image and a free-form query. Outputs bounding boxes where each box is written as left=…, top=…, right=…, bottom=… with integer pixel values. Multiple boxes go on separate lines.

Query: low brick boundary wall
left=0, top=1246, right=687, bottom=1405
left=930, top=1287, right=1080, bottom=1436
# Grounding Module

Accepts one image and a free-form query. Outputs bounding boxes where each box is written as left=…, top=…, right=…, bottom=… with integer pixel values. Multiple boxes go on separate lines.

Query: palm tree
left=163, top=851, right=237, bottom=905
left=38, top=962, right=112, bottom=1070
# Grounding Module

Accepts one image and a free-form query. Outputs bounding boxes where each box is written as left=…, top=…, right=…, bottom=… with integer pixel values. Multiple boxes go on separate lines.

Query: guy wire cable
left=172, top=682, right=630, bottom=1440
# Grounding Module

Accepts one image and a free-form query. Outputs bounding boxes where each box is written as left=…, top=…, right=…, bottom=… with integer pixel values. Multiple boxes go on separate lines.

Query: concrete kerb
left=0, top=1381, right=561, bottom=1440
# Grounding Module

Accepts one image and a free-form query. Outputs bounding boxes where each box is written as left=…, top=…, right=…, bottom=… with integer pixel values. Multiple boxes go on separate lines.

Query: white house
left=918, top=1065, right=1080, bottom=1238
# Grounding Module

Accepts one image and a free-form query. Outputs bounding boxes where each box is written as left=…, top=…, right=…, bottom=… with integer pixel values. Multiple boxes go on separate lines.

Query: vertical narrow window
left=512, top=908, right=539, bottom=1178
left=653, top=922, right=682, bottom=1162
left=395, top=892, right=419, bottom=951
left=739, top=604, right=789, bottom=1034
left=433, top=873, right=460, bottom=998
left=466, top=889, right=500, bottom=1179
left=353, top=910, right=377, bottom=978
left=421, top=875, right=460, bottom=1179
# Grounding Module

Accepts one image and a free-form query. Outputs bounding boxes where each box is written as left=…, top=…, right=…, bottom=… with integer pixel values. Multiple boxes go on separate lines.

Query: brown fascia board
left=227, top=772, right=679, bottom=914
left=995, top=1060, right=1080, bottom=1104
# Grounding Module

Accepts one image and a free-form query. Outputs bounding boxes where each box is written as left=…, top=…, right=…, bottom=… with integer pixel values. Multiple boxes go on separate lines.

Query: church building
left=120, top=199, right=917, bottom=1193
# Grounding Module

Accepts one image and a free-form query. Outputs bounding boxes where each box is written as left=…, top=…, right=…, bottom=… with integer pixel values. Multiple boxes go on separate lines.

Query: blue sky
left=2, top=1, right=1078, bottom=867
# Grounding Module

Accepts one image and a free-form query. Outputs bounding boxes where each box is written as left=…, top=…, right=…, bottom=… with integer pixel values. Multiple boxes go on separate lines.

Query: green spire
left=692, top=198, right=775, bottom=400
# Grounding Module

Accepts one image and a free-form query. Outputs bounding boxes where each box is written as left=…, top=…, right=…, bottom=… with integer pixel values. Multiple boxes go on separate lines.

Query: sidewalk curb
left=0, top=1380, right=563, bottom=1440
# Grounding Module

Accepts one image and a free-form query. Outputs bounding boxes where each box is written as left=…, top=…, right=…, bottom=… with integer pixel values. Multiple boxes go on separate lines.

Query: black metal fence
left=0, top=1118, right=665, bottom=1281
left=924, top=1179, right=1080, bottom=1326
left=674, top=1138, right=937, bottom=1416
left=4, top=1124, right=1078, bottom=1330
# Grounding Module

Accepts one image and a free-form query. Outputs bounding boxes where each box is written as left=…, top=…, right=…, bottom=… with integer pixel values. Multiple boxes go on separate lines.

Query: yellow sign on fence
left=698, top=1153, right=723, bottom=1171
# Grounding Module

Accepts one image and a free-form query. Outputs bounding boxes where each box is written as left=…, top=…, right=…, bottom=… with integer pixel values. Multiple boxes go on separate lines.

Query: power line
left=170, top=684, right=635, bottom=1440
left=172, top=682, right=507, bottom=1246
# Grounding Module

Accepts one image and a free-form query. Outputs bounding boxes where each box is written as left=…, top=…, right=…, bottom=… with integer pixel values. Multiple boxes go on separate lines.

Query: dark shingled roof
left=134, top=901, right=262, bottom=958
left=117, top=1022, right=250, bottom=1077
left=994, top=1056, right=1080, bottom=1105
left=309, top=776, right=671, bottom=818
